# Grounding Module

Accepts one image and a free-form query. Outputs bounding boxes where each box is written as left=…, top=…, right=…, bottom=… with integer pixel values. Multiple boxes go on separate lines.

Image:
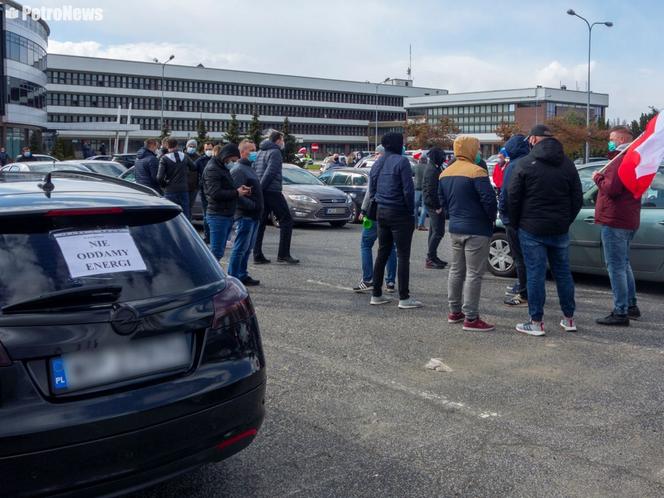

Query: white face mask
left=204, top=149, right=213, bottom=157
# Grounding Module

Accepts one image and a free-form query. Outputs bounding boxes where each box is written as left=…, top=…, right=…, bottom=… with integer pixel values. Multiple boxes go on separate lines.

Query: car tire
left=270, top=213, right=280, bottom=228
left=488, top=231, right=516, bottom=278
left=349, top=203, right=359, bottom=223
left=330, top=221, right=347, bottom=228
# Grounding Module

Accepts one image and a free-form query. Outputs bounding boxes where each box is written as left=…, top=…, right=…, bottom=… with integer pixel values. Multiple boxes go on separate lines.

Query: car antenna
left=38, top=172, right=55, bottom=196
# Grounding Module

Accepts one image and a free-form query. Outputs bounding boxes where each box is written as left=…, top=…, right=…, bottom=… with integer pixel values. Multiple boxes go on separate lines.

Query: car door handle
left=583, top=217, right=595, bottom=224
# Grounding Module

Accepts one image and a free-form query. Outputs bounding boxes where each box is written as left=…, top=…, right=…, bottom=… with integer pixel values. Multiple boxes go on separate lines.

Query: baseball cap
left=526, top=124, right=554, bottom=140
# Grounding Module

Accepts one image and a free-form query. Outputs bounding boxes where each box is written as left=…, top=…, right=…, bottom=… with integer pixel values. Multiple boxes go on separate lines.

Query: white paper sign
left=54, top=229, right=147, bottom=278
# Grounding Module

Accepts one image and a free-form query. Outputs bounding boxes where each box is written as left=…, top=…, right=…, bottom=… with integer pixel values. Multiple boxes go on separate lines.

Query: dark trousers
left=254, top=191, right=294, bottom=260
left=506, top=225, right=527, bottom=295
left=427, top=209, right=446, bottom=260
left=373, top=207, right=415, bottom=300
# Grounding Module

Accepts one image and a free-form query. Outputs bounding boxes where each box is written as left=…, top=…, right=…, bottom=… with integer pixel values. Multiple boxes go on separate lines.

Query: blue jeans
left=165, top=191, right=191, bottom=220
left=519, top=229, right=576, bottom=322
left=601, top=225, right=637, bottom=315
left=414, top=190, right=428, bottom=226
left=228, top=217, right=259, bottom=279
left=207, top=214, right=235, bottom=260
left=361, top=223, right=396, bottom=284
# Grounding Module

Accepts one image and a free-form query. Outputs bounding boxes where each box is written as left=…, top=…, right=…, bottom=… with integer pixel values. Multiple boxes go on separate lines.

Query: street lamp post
left=153, top=54, right=175, bottom=133
left=567, top=9, right=612, bottom=163
left=369, top=78, right=391, bottom=150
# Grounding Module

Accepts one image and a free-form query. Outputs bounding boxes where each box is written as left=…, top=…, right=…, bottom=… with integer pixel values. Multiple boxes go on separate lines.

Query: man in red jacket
left=592, top=128, right=641, bottom=326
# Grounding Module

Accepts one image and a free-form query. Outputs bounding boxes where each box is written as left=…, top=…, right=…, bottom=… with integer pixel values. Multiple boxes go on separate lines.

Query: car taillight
left=45, top=207, right=125, bottom=217
left=211, top=277, right=254, bottom=329
left=0, top=341, right=11, bottom=367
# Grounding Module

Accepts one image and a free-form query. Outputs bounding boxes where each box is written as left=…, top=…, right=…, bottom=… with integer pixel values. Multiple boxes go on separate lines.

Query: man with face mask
left=195, top=141, right=215, bottom=243
left=134, top=138, right=162, bottom=194
left=203, top=143, right=251, bottom=262
left=253, top=130, right=299, bottom=264
left=492, top=148, right=509, bottom=190
left=606, top=125, right=633, bottom=160
left=185, top=139, right=200, bottom=216
left=16, top=147, right=32, bottom=162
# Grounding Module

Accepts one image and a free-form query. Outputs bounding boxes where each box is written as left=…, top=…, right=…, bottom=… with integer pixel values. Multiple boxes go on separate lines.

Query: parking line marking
left=306, top=279, right=354, bottom=292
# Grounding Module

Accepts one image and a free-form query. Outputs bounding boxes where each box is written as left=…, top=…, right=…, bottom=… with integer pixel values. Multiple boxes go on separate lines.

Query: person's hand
left=237, top=185, right=251, bottom=197
left=358, top=213, right=364, bottom=221
left=592, top=171, right=601, bottom=182
left=436, top=208, right=443, bottom=214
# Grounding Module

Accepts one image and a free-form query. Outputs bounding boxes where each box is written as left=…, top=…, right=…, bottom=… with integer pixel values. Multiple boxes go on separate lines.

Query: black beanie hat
left=219, top=143, right=240, bottom=163
left=381, top=132, right=403, bottom=155
left=428, top=147, right=446, bottom=167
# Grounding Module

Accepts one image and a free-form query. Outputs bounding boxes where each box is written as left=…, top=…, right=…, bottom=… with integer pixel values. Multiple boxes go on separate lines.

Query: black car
left=112, top=153, right=138, bottom=168
left=0, top=170, right=265, bottom=496
left=318, top=167, right=369, bottom=223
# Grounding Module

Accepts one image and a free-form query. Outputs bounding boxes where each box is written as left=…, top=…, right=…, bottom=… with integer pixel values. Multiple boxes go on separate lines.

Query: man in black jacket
left=422, top=147, right=447, bottom=269
left=507, top=125, right=583, bottom=337
left=253, top=130, right=298, bottom=265
left=203, top=143, right=251, bottom=261
left=156, top=138, right=197, bottom=219
left=195, top=141, right=214, bottom=243
left=228, top=139, right=264, bottom=286
left=185, top=139, right=200, bottom=216
left=134, top=139, right=161, bottom=194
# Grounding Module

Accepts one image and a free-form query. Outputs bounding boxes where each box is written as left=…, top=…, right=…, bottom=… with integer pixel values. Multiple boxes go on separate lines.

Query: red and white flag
left=618, top=112, right=664, bottom=199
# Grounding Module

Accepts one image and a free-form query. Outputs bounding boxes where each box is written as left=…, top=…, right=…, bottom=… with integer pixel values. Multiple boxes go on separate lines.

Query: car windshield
left=283, top=168, right=323, bottom=185
left=78, top=162, right=126, bottom=177
left=577, top=162, right=607, bottom=192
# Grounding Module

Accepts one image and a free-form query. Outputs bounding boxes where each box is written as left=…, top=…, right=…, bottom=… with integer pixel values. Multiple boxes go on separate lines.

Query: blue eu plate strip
left=51, top=357, right=68, bottom=390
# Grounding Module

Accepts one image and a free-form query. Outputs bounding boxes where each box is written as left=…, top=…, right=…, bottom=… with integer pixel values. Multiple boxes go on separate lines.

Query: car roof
left=0, top=171, right=167, bottom=212
left=326, top=167, right=368, bottom=174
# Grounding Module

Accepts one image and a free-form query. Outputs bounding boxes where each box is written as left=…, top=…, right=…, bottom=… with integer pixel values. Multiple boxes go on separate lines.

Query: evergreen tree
left=196, top=120, right=210, bottom=150
left=629, top=106, right=659, bottom=136
left=224, top=113, right=241, bottom=144
left=51, top=136, right=67, bottom=160
left=281, top=117, right=299, bottom=163
left=159, top=123, right=170, bottom=141
left=29, top=130, right=43, bottom=154
left=248, top=110, right=263, bottom=147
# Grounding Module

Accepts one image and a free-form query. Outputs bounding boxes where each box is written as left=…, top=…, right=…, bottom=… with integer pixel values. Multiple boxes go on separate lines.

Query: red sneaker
left=447, top=311, right=465, bottom=324
left=463, top=317, right=495, bottom=332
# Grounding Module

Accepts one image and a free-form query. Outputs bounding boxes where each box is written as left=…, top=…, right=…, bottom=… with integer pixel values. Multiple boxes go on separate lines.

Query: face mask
left=279, top=142, right=285, bottom=150
left=402, top=146, right=406, bottom=156
left=204, top=149, right=213, bottom=157
left=248, top=151, right=258, bottom=162
left=608, top=140, right=617, bottom=152
left=24, top=151, right=32, bottom=157
left=475, top=152, right=482, bottom=165
left=187, top=147, right=196, bottom=154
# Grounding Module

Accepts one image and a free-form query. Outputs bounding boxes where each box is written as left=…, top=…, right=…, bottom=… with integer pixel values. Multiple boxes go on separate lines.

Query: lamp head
left=605, top=21, right=613, bottom=27
left=567, top=9, right=576, bottom=15
left=168, top=54, right=175, bottom=61
left=152, top=58, right=159, bottom=63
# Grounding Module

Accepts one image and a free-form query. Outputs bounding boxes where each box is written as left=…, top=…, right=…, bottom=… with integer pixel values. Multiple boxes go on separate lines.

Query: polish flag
left=618, top=112, right=664, bottom=199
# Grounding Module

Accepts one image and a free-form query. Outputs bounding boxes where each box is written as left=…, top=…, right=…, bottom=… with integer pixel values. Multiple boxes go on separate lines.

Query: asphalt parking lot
left=134, top=223, right=664, bottom=497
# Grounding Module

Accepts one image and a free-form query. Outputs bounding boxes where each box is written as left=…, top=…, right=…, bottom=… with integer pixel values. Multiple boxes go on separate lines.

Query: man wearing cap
left=492, top=148, right=509, bottom=190
left=184, top=139, right=200, bottom=216
left=202, top=144, right=251, bottom=262
left=507, top=125, right=583, bottom=336
left=157, top=137, right=197, bottom=219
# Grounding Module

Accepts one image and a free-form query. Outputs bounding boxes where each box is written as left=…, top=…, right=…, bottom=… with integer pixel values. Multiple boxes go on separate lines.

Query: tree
left=281, top=117, right=299, bottom=163
left=196, top=120, right=210, bottom=150
left=545, top=115, right=609, bottom=160
left=159, top=123, right=170, bottom=141
left=407, top=116, right=460, bottom=149
left=224, top=113, right=241, bottom=144
left=248, top=110, right=263, bottom=147
left=51, top=136, right=75, bottom=160
left=29, top=130, right=43, bottom=153
left=495, top=121, right=525, bottom=143
left=629, top=106, right=659, bottom=137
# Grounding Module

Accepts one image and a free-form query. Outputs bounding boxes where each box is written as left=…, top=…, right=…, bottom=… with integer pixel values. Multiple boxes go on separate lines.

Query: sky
left=35, top=0, right=663, bottom=122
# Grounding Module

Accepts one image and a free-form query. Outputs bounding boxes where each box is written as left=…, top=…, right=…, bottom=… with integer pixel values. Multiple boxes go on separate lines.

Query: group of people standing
left=357, top=123, right=642, bottom=336
left=133, top=130, right=299, bottom=286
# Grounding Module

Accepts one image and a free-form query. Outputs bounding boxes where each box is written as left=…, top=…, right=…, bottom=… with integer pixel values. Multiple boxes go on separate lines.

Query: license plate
left=326, top=208, right=346, bottom=215
left=50, top=334, right=191, bottom=393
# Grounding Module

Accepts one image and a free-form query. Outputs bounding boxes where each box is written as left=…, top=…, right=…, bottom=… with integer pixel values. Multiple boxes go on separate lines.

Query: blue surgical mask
left=475, top=152, right=482, bottom=165
left=187, top=147, right=196, bottom=154
left=24, top=151, right=32, bottom=157
left=608, top=140, right=617, bottom=152
left=248, top=151, right=258, bottom=162
left=402, top=146, right=406, bottom=156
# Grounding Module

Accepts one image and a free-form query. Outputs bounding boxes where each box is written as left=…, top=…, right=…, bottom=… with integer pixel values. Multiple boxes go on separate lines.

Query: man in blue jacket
left=369, top=132, right=422, bottom=309
left=134, top=139, right=161, bottom=194
left=498, top=134, right=531, bottom=306
left=439, top=135, right=497, bottom=332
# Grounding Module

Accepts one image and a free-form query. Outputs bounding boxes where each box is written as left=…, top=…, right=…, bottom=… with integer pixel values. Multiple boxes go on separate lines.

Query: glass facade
left=424, top=103, right=516, bottom=134
left=5, top=31, right=47, bottom=71
left=7, top=76, right=46, bottom=109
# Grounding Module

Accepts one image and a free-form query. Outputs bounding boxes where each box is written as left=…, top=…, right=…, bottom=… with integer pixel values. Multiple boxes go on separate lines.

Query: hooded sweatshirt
left=422, top=148, right=446, bottom=211
left=254, top=140, right=283, bottom=192
left=507, top=138, right=583, bottom=236
left=438, top=136, right=497, bottom=237
left=133, top=147, right=161, bottom=194
left=369, top=133, right=414, bottom=215
left=498, top=135, right=530, bottom=225
left=156, top=150, right=196, bottom=194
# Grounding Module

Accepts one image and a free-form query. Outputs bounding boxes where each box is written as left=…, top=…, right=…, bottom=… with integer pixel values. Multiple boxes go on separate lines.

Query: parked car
left=62, top=160, right=127, bottom=177
left=87, top=155, right=114, bottom=161
left=318, top=168, right=370, bottom=223
left=488, top=162, right=664, bottom=282
left=112, top=153, right=138, bottom=168
left=280, top=163, right=354, bottom=227
left=14, top=153, right=58, bottom=162
left=354, top=155, right=378, bottom=169
left=574, top=156, right=607, bottom=165
left=119, top=166, right=205, bottom=224
left=0, top=161, right=89, bottom=173
left=0, top=170, right=266, bottom=496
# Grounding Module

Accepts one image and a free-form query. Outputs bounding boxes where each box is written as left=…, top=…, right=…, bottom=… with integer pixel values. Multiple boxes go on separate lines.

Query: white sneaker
left=370, top=295, right=392, bottom=306
left=516, top=321, right=546, bottom=336
left=559, top=317, right=577, bottom=332
left=398, top=297, right=423, bottom=309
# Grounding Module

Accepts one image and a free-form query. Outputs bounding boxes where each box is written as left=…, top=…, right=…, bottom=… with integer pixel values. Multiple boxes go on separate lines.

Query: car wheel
left=330, top=221, right=347, bottom=228
left=270, top=213, right=280, bottom=228
left=349, top=203, right=359, bottom=223
left=488, top=231, right=516, bottom=278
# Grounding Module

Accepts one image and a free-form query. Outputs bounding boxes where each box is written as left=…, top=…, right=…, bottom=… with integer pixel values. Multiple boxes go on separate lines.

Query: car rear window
left=0, top=215, right=224, bottom=308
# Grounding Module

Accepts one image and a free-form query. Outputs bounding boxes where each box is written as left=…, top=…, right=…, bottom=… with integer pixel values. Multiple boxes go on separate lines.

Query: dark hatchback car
left=0, top=171, right=266, bottom=496
left=318, top=168, right=369, bottom=223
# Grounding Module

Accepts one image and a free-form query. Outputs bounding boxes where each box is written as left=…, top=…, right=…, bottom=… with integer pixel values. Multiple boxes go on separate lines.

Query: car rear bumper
left=2, top=382, right=266, bottom=497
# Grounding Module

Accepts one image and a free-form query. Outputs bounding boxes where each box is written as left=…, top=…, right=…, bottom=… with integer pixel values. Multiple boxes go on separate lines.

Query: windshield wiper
left=2, top=285, right=122, bottom=314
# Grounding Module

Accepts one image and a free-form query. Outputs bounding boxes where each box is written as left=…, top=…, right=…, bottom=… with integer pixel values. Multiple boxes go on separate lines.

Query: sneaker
left=433, top=257, right=449, bottom=268
left=595, top=313, right=630, bottom=326
left=448, top=311, right=465, bottom=324
left=463, top=317, right=495, bottom=332
left=277, top=256, right=300, bottom=265
left=559, top=317, right=577, bottom=332
left=253, top=256, right=271, bottom=265
left=353, top=281, right=373, bottom=293
left=417, top=225, right=429, bottom=231
left=241, top=276, right=261, bottom=286
left=370, top=295, right=392, bottom=306
left=385, top=282, right=396, bottom=294
left=398, top=297, right=423, bottom=309
left=628, top=305, right=641, bottom=320
left=504, top=293, right=527, bottom=306
left=516, top=321, right=546, bottom=336
left=425, top=259, right=447, bottom=269
left=505, top=282, right=523, bottom=296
